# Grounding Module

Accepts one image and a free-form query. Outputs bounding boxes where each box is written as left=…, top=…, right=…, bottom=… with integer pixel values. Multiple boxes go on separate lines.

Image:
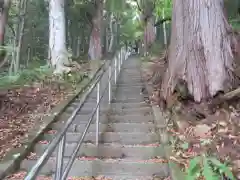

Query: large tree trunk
left=49, top=0, right=70, bottom=74
left=143, top=17, right=156, bottom=55
left=0, top=0, right=11, bottom=61
left=161, top=0, right=235, bottom=102
left=88, top=0, right=103, bottom=60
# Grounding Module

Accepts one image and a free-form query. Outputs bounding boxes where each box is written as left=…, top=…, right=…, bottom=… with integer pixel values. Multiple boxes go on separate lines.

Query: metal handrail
left=24, top=47, right=130, bottom=180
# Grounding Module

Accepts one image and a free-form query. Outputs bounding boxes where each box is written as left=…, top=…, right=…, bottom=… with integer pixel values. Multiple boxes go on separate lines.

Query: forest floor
left=0, top=62, right=100, bottom=161
left=141, top=54, right=240, bottom=179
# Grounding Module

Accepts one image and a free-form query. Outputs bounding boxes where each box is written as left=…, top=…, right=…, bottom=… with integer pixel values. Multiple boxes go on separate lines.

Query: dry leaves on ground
left=0, top=81, right=72, bottom=159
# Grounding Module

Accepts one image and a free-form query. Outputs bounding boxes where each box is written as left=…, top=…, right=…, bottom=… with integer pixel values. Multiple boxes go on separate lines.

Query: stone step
left=21, top=159, right=169, bottom=177
left=66, top=105, right=152, bottom=115
left=112, top=97, right=145, bottom=103
left=114, top=91, right=145, bottom=96
left=118, top=80, right=142, bottom=83
left=110, top=101, right=150, bottom=109
left=85, top=98, right=110, bottom=103
left=65, top=106, right=109, bottom=115
left=72, top=175, right=155, bottom=180
left=107, top=114, right=153, bottom=123
left=83, top=175, right=155, bottom=180
left=58, top=113, right=109, bottom=124
left=114, top=85, right=143, bottom=89
left=117, top=81, right=142, bottom=84
left=43, top=132, right=159, bottom=144
left=34, top=143, right=165, bottom=159
left=71, top=101, right=150, bottom=110
left=119, top=75, right=141, bottom=78
left=86, top=95, right=109, bottom=102
left=16, top=175, right=163, bottom=180
left=113, top=84, right=143, bottom=88
left=114, top=90, right=142, bottom=95
left=63, top=108, right=152, bottom=119
left=57, top=113, right=153, bottom=125
left=109, top=106, right=151, bottom=114
left=52, top=122, right=155, bottom=133
left=113, top=95, right=145, bottom=100
left=119, top=74, right=141, bottom=77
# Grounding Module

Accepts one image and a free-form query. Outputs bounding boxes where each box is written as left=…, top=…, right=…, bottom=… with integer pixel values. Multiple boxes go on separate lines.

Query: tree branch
left=84, top=11, right=93, bottom=26
left=7, top=23, right=15, bottom=36
left=134, top=0, right=143, bottom=12
left=0, top=52, right=9, bottom=69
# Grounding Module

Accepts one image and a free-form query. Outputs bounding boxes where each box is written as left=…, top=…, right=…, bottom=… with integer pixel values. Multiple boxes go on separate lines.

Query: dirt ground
left=141, top=55, right=240, bottom=179
left=0, top=62, right=97, bottom=160
left=0, top=81, right=71, bottom=159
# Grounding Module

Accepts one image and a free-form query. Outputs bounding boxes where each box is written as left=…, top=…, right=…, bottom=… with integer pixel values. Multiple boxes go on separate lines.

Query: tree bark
left=161, top=0, right=235, bottom=102
left=88, top=0, right=103, bottom=60
left=13, top=0, right=28, bottom=73
left=49, top=0, right=70, bottom=74
left=143, top=17, right=156, bottom=55
left=0, top=0, right=11, bottom=61
left=108, top=13, right=115, bottom=53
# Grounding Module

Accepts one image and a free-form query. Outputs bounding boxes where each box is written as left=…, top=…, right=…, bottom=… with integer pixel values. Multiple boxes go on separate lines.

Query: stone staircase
left=8, top=57, right=169, bottom=179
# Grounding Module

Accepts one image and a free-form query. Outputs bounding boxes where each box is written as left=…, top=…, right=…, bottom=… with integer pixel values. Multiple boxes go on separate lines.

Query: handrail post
left=55, top=135, right=66, bottom=180
left=120, top=49, right=122, bottom=66
left=121, top=49, right=124, bottom=64
left=118, top=53, right=120, bottom=73
left=122, top=48, right=124, bottom=61
left=96, top=82, right=100, bottom=146
left=108, top=65, right=111, bottom=104
left=114, top=57, right=117, bottom=84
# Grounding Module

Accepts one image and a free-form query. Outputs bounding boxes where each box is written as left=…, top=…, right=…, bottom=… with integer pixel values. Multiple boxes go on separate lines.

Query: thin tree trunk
left=0, top=0, right=11, bottom=61
left=161, top=0, right=235, bottom=102
left=88, top=0, right=103, bottom=60
left=76, top=36, right=80, bottom=57
left=11, top=0, right=22, bottom=73
left=105, top=17, right=109, bottom=54
left=162, top=9, right=167, bottom=47
left=108, top=13, right=114, bottom=53
left=14, top=0, right=28, bottom=72
left=49, top=0, right=70, bottom=74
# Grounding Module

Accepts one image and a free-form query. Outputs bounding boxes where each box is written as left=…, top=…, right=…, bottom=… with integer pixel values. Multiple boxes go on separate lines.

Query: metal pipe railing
left=24, top=46, right=130, bottom=180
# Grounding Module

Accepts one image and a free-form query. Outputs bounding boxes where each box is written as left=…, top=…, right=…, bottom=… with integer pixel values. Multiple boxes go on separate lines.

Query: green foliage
left=0, top=63, right=88, bottom=89
left=104, top=0, right=144, bottom=43
left=154, top=0, right=172, bottom=20
left=105, top=0, right=125, bottom=14
left=186, top=154, right=235, bottom=180
left=0, top=65, right=52, bottom=88
left=230, top=19, right=240, bottom=31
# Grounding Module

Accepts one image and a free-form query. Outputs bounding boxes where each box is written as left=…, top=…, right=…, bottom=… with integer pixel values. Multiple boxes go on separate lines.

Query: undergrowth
left=0, top=65, right=88, bottom=89
left=187, top=155, right=235, bottom=180
left=167, top=127, right=236, bottom=180
left=230, top=18, right=240, bottom=32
